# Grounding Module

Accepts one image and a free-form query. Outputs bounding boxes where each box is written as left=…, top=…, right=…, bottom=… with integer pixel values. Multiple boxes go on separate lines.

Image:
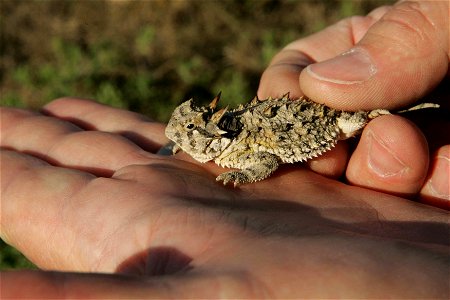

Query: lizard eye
left=186, top=123, right=195, bottom=130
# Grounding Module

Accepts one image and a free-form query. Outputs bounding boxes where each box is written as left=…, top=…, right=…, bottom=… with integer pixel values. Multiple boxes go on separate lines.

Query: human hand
left=258, top=0, right=449, bottom=209
left=1, top=99, right=448, bottom=298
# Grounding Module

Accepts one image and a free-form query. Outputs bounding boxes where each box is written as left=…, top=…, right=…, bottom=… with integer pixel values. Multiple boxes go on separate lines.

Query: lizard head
left=165, top=95, right=232, bottom=163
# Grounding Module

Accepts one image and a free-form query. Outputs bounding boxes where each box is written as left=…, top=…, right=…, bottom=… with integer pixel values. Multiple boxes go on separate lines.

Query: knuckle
left=382, top=1, right=438, bottom=46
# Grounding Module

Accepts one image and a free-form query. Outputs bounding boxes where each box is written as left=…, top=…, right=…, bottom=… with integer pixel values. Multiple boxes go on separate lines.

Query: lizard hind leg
left=216, top=152, right=279, bottom=186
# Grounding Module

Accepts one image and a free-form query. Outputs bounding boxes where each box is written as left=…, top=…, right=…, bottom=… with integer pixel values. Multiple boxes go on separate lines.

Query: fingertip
left=258, top=65, right=302, bottom=100
left=299, top=47, right=384, bottom=110
left=346, top=115, right=429, bottom=196
left=307, top=142, right=349, bottom=179
left=300, top=1, right=448, bottom=111
left=420, top=145, right=450, bottom=210
left=257, top=49, right=312, bottom=99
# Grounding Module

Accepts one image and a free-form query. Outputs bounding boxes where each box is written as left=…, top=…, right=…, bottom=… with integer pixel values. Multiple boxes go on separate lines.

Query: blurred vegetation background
left=1, top=0, right=393, bottom=270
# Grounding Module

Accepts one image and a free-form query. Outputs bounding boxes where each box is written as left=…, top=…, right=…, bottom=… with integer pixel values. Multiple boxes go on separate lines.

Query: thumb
left=301, top=1, right=449, bottom=111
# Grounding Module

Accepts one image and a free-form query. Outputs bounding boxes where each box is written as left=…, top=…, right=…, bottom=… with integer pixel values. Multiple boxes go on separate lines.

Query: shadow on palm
left=109, top=152, right=448, bottom=277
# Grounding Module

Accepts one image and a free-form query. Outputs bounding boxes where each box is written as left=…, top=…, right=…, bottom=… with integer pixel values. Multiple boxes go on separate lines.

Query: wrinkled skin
left=2, top=0, right=450, bottom=297
left=1, top=98, right=448, bottom=298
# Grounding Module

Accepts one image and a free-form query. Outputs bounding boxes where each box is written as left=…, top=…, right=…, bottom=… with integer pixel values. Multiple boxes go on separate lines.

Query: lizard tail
left=368, top=103, right=440, bottom=119
left=397, top=103, right=440, bottom=113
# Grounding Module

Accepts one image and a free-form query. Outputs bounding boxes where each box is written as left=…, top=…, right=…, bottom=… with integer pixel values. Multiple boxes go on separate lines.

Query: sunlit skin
left=1, top=0, right=449, bottom=298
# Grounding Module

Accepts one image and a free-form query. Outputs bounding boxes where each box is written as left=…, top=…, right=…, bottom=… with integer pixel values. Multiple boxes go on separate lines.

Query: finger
left=43, top=97, right=168, bottom=152
left=258, top=6, right=387, bottom=99
left=305, top=142, right=349, bottom=179
left=258, top=49, right=311, bottom=99
left=0, top=150, right=96, bottom=268
left=301, top=1, right=449, bottom=110
left=0, top=148, right=235, bottom=271
left=1, top=270, right=259, bottom=299
left=420, top=145, right=450, bottom=210
left=346, top=115, right=429, bottom=196
left=1, top=150, right=186, bottom=271
left=257, top=6, right=389, bottom=178
left=1, top=107, right=155, bottom=175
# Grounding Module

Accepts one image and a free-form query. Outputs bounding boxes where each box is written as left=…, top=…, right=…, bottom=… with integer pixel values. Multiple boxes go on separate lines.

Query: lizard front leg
left=216, top=152, right=279, bottom=186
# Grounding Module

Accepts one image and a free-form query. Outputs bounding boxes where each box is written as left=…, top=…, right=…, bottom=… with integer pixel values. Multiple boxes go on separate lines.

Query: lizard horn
left=209, top=91, right=222, bottom=110
left=211, top=106, right=228, bottom=124
left=250, top=95, right=259, bottom=105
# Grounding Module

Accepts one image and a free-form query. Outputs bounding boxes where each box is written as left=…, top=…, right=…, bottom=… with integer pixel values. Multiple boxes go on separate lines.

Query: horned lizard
left=165, top=93, right=438, bottom=186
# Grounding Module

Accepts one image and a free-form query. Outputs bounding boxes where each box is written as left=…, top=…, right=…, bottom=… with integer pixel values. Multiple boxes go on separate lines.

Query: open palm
left=1, top=99, right=448, bottom=298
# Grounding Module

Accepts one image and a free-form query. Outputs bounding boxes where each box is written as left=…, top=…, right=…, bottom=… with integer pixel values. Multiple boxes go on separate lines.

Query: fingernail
left=427, top=155, right=450, bottom=199
left=307, top=48, right=377, bottom=84
left=367, top=131, right=408, bottom=178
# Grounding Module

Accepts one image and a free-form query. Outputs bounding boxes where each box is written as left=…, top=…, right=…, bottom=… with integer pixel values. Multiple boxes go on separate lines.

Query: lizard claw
left=216, top=171, right=250, bottom=187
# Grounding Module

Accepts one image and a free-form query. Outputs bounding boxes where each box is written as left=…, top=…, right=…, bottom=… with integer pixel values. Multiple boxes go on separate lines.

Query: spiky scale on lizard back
left=165, top=94, right=439, bottom=186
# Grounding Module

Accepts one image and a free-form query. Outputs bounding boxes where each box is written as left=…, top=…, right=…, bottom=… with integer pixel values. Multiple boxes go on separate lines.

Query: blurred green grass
left=1, top=240, right=37, bottom=269
left=1, top=0, right=393, bottom=270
